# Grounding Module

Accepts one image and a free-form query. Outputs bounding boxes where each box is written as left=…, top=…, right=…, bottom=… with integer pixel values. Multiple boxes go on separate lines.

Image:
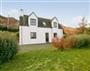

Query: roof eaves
left=29, top=12, right=38, bottom=18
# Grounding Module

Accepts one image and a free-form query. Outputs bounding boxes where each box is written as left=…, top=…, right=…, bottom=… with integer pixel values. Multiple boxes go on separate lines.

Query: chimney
left=19, top=9, right=25, bottom=26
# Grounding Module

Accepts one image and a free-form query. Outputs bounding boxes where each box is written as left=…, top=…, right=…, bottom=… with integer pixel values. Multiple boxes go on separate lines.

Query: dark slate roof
left=38, top=17, right=51, bottom=28
left=19, top=15, right=62, bottom=29
left=58, top=24, right=63, bottom=29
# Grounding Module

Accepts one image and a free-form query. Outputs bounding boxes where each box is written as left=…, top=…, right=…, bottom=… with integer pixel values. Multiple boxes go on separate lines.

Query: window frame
left=30, top=18, right=36, bottom=26
left=53, top=22, right=57, bottom=28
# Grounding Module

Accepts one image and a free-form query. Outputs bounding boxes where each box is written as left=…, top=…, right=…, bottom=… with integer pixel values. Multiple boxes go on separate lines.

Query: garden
left=0, top=31, right=90, bottom=71
left=0, top=44, right=90, bottom=71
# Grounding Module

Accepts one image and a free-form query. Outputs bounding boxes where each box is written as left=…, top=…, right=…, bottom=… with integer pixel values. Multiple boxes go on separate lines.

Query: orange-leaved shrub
left=51, top=36, right=65, bottom=51
left=63, top=36, right=76, bottom=48
left=51, top=35, right=76, bottom=50
left=51, top=37, right=60, bottom=49
left=51, top=34, right=90, bottom=50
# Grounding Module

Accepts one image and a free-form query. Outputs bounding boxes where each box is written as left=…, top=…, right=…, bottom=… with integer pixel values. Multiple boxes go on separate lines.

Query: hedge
left=0, top=24, right=19, bottom=32
left=0, top=32, right=18, bottom=64
left=74, top=34, right=90, bottom=48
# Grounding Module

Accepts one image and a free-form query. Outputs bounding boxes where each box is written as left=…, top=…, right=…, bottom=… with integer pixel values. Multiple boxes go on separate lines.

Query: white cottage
left=19, top=12, right=63, bottom=45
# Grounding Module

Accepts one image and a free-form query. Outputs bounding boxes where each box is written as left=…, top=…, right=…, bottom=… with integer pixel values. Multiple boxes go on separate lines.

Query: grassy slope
left=0, top=44, right=90, bottom=71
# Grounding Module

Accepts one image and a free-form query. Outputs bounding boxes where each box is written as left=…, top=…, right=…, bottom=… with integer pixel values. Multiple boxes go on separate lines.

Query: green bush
left=84, top=27, right=90, bottom=34
left=0, top=32, right=18, bottom=64
left=0, top=24, right=19, bottom=32
left=59, top=34, right=90, bottom=49
left=74, top=34, right=90, bottom=48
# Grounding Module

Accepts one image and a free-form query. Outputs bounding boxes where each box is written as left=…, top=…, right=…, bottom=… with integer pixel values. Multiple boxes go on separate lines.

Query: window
left=42, top=22, right=46, bottom=26
left=30, top=18, right=36, bottom=26
left=53, top=33, right=57, bottom=37
left=53, top=22, right=57, bottom=28
left=30, top=32, right=36, bottom=39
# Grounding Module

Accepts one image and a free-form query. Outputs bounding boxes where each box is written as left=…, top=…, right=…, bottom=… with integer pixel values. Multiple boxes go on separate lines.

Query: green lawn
left=0, top=44, right=90, bottom=71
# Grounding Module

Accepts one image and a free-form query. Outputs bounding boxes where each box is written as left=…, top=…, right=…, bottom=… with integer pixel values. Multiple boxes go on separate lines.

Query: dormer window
left=30, top=18, right=36, bottom=26
left=53, top=22, right=57, bottom=28
left=42, top=22, right=46, bottom=26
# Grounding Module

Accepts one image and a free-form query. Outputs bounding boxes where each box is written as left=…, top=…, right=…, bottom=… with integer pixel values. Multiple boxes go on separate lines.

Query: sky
left=0, top=0, right=90, bottom=27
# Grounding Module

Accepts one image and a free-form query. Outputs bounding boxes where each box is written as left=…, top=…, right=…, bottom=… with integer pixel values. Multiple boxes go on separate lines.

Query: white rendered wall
left=19, top=26, right=63, bottom=45
left=51, top=17, right=63, bottom=38
left=52, top=28, right=63, bottom=38
left=51, top=17, right=58, bottom=29
left=19, top=26, right=51, bottom=45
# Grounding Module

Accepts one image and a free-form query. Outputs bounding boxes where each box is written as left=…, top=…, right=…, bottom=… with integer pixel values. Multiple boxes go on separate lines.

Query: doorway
left=45, top=33, right=49, bottom=43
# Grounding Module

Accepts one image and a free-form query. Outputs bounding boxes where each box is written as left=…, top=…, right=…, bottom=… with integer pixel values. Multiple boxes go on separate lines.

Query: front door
left=45, top=33, right=49, bottom=43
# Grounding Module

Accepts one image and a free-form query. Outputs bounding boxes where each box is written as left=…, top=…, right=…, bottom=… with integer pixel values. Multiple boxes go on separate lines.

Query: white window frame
left=30, top=18, right=36, bottom=26
left=53, top=22, right=57, bottom=28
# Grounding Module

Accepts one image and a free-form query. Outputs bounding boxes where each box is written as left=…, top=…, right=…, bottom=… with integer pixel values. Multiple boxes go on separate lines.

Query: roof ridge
left=38, top=17, right=51, bottom=21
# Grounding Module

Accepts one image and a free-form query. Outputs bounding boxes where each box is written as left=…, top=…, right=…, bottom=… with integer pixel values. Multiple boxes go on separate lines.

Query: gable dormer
left=51, top=17, right=58, bottom=28
left=28, top=12, right=38, bottom=27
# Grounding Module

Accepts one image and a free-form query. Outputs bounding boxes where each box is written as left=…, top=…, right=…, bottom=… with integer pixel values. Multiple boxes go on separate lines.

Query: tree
left=78, top=17, right=87, bottom=33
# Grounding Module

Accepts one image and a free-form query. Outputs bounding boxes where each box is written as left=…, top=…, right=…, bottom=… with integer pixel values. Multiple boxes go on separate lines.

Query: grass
left=0, top=44, right=90, bottom=71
